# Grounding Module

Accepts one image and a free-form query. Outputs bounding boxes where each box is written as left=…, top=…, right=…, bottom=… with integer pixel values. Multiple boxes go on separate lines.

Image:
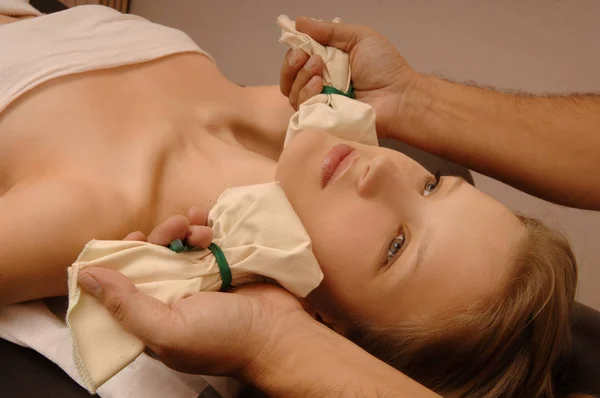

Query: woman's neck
left=235, top=85, right=296, bottom=160
left=148, top=82, right=293, bottom=226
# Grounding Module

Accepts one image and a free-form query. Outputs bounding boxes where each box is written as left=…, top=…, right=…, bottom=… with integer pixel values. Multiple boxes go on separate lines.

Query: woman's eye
left=386, top=233, right=406, bottom=264
left=423, top=171, right=442, bottom=197
left=423, top=181, right=438, bottom=196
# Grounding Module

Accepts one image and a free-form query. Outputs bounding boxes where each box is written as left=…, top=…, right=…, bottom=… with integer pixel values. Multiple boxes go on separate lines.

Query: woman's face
left=276, top=130, right=524, bottom=328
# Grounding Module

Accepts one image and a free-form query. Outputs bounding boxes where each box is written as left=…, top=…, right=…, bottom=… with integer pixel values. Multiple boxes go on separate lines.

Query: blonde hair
left=348, top=214, right=577, bottom=397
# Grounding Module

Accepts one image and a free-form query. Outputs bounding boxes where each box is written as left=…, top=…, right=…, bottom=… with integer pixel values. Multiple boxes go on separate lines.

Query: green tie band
left=168, top=239, right=195, bottom=253
left=207, top=243, right=232, bottom=292
left=168, top=239, right=232, bottom=291
left=321, top=83, right=356, bottom=99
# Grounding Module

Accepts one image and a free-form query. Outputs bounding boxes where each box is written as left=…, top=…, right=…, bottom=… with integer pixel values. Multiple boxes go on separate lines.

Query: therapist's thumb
left=77, top=267, right=176, bottom=346
left=295, top=16, right=368, bottom=53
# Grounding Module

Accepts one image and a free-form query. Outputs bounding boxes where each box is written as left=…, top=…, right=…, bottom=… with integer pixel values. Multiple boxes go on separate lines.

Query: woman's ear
left=298, top=298, right=349, bottom=336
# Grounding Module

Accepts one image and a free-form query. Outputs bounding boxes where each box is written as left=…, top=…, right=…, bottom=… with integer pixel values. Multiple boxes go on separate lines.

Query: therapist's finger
left=187, top=226, right=213, bottom=249
left=288, top=54, right=324, bottom=109
left=280, top=48, right=309, bottom=97
left=124, top=231, right=147, bottom=241
left=147, top=215, right=190, bottom=246
left=297, top=75, right=323, bottom=106
left=187, top=207, right=209, bottom=226
left=187, top=207, right=212, bottom=248
left=77, top=267, right=179, bottom=350
left=295, top=16, right=368, bottom=53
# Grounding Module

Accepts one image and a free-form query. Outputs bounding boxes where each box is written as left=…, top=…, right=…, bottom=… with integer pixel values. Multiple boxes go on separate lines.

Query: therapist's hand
left=280, top=17, right=421, bottom=138
left=78, top=213, right=441, bottom=397
left=77, top=209, right=310, bottom=377
left=77, top=267, right=305, bottom=377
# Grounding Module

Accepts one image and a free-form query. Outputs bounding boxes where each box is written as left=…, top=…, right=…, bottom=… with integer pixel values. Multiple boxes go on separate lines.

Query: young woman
left=0, top=5, right=576, bottom=397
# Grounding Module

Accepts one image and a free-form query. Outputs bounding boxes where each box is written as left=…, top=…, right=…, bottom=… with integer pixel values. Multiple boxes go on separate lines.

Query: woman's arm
left=0, top=181, right=130, bottom=305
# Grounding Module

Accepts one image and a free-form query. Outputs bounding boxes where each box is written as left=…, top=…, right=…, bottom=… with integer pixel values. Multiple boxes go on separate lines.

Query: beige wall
left=131, top=0, right=600, bottom=310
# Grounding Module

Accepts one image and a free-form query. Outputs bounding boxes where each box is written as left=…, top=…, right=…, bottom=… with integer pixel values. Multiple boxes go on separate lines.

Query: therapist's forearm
left=242, top=321, right=440, bottom=398
left=393, top=75, right=600, bottom=210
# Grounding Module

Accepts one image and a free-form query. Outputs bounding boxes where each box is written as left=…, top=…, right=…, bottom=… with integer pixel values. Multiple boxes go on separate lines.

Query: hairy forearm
left=395, top=75, right=600, bottom=210
left=243, top=322, right=440, bottom=398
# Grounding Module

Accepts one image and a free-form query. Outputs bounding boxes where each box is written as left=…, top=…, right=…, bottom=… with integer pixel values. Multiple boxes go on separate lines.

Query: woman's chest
left=0, top=54, right=276, bottom=227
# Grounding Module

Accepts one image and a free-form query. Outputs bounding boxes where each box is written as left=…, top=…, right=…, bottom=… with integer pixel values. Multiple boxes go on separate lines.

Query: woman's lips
left=322, top=144, right=357, bottom=187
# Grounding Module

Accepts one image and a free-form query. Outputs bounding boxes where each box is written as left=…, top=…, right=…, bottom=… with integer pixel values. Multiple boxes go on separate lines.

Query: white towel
left=0, top=4, right=214, bottom=114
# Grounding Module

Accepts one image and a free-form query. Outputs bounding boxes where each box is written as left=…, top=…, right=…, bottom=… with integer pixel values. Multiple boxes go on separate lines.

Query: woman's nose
left=358, top=154, right=404, bottom=197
